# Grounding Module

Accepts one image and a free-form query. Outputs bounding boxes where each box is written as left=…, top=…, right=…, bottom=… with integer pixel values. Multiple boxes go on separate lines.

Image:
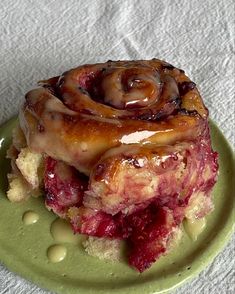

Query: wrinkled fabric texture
left=0, top=0, right=234, bottom=293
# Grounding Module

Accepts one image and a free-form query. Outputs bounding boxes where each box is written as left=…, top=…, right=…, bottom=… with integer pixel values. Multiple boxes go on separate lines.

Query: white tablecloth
left=0, top=0, right=234, bottom=293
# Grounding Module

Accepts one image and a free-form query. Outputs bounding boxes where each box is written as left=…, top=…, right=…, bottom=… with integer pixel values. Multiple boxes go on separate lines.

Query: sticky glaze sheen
left=22, top=211, right=39, bottom=225
left=47, top=245, right=67, bottom=263
left=50, top=218, right=80, bottom=245
left=184, top=217, right=206, bottom=241
left=20, top=59, right=207, bottom=175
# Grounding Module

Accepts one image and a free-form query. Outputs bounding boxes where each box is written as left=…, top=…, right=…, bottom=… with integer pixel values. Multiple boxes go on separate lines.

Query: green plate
left=0, top=117, right=234, bottom=294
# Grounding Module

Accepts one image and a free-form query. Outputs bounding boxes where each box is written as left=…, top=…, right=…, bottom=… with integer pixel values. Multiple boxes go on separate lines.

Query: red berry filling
left=43, top=137, right=218, bottom=272
left=44, top=157, right=88, bottom=218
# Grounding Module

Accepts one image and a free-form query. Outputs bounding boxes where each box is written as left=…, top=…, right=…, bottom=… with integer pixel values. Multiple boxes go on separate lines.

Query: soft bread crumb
left=168, top=226, right=183, bottom=251
left=7, top=174, right=30, bottom=202
left=83, top=236, right=122, bottom=261
left=16, top=147, right=43, bottom=188
left=6, top=139, right=44, bottom=202
left=185, top=191, right=213, bottom=219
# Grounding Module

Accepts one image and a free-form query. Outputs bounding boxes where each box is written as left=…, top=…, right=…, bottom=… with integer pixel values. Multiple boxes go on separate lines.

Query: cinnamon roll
left=7, top=59, right=218, bottom=272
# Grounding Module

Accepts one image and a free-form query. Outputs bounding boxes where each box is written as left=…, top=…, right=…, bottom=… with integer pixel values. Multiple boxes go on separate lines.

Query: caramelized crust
left=20, top=59, right=208, bottom=175
left=84, top=138, right=217, bottom=216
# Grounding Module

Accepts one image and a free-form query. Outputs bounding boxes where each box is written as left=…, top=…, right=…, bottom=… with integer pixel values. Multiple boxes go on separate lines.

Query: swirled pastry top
left=20, top=59, right=208, bottom=175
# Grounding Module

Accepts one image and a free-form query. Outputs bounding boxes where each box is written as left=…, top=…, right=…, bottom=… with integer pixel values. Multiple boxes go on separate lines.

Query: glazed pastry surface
left=20, top=59, right=207, bottom=175
left=17, top=59, right=218, bottom=272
